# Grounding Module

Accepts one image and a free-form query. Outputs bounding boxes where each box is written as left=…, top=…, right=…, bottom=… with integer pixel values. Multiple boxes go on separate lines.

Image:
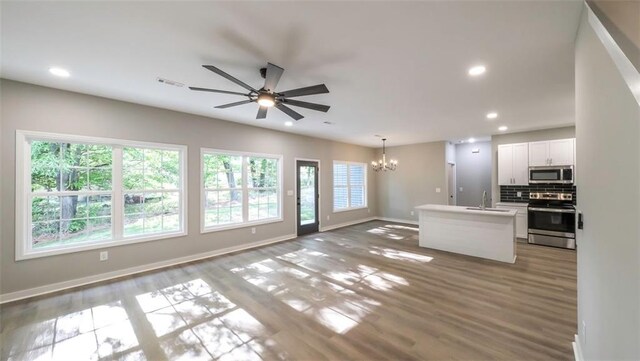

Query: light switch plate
left=100, top=251, right=108, bottom=261
left=436, top=188, right=441, bottom=193
left=287, top=190, right=294, bottom=196
left=459, top=187, right=463, bottom=192
left=517, top=191, right=522, bottom=197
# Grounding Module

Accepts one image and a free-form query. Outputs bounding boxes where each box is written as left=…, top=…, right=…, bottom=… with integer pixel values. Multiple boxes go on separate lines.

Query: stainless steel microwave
left=529, top=166, right=574, bottom=184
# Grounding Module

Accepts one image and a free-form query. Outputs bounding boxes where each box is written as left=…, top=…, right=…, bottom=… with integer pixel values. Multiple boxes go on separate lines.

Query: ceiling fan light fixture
left=257, top=93, right=275, bottom=107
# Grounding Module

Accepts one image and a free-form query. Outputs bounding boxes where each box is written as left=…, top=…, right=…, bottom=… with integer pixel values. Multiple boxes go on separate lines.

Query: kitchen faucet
left=481, top=190, right=488, bottom=210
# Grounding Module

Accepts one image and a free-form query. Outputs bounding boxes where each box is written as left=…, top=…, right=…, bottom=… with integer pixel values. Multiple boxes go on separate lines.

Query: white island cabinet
left=415, top=205, right=517, bottom=264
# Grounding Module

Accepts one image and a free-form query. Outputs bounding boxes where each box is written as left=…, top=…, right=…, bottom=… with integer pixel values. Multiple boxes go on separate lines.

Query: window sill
left=333, top=206, right=368, bottom=213
left=16, top=231, right=188, bottom=261
left=201, top=217, right=284, bottom=234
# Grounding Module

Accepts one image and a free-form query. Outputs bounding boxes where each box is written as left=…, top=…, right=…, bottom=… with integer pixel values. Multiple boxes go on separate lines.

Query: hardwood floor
left=0, top=221, right=577, bottom=360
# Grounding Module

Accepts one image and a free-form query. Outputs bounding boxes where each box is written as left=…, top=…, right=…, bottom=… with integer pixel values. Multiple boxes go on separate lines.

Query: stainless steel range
left=528, top=192, right=576, bottom=250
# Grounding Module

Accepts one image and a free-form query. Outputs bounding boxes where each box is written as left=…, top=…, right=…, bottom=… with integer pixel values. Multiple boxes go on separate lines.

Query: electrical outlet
left=410, top=210, right=414, bottom=216
left=367, top=208, right=370, bottom=213
left=100, top=251, right=108, bottom=261
left=327, top=215, right=330, bottom=220
left=582, top=321, right=587, bottom=345
left=436, top=188, right=441, bottom=193
left=459, top=187, right=463, bottom=192
left=287, top=190, right=293, bottom=196
left=251, top=227, right=256, bottom=234
left=517, top=191, right=522, bottom=197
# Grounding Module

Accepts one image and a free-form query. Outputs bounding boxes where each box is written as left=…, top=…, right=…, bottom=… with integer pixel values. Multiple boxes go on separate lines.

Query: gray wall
left=375, top=141, right=448, bottom=222
left=490, top=126, right=575, bottom=205
left=575, top=6, right=640, bottom=360
left=588, top=0, right=640, bottom=72
left=0, top=79, right=378, bottom=295
left=455, top=141, right=492, bottom=207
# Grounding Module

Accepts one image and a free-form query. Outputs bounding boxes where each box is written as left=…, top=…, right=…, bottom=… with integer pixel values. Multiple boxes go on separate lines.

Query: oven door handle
left=528, top=207, right=576, bottom=213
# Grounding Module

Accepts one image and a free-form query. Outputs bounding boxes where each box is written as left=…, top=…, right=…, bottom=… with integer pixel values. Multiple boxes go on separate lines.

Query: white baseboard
left=376, top=217, right=419, bottom=225
left=0, top=233, right=296, bottom=304
left=573, top=334, right=584, bottom=361
left=319, top=217, right=376, bottom=232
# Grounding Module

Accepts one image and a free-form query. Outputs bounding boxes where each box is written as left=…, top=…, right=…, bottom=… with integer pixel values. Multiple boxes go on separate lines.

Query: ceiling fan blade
left=203, top=65, right=257, bottom=92
left=215, top=99, right=254, bottom=109
left=279, top=84, right=329, bottom=98
left=264, top=63, right=284, bottom=92
left=189, top=87, right=247, bottom=96
left=256, top=106, right=268, bottom=119
left=282, top=99, right=330, bottom=112
left=276, top=103, right=304, bottom=121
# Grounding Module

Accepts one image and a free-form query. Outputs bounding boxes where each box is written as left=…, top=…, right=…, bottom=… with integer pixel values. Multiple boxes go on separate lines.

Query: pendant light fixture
left=372, top=138, right=398, bottom=172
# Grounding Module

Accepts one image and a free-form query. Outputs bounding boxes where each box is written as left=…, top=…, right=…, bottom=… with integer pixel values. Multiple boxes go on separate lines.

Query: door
left=497, top=144, right=514, bottom=185
left=512, top=143, right=529, bottom=185
left=529, top=141, right=550, bottom=166
left=297, top=160, right=319, bottom=235
left=447, top=163, right=456, bottom=205
left=549, top=139, right=574, bottom=165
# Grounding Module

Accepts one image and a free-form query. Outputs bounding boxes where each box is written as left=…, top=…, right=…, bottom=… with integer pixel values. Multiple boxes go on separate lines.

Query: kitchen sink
left=465, top=207, right=511, bottom=212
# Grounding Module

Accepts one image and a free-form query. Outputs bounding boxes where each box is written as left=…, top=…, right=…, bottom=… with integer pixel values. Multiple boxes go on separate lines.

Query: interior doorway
left=296, top=160, right=319, bottom=235
left=447, top=162, right=457, bottom=205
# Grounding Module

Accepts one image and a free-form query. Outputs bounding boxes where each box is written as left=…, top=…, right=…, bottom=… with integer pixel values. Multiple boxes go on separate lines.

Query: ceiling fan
left=189, top=63, right=330, bottom=121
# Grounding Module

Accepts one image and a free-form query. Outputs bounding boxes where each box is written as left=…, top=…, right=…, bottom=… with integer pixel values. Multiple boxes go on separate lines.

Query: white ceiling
left=0, top=1, right=582, bottom=147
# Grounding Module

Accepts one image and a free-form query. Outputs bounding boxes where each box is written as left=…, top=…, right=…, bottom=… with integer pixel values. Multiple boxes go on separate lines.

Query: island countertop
left=415, top=204, right=517, bottom=217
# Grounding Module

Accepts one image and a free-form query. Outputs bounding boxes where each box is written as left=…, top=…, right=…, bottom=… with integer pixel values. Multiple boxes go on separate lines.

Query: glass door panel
left=297, top=161, right=319, bottom=235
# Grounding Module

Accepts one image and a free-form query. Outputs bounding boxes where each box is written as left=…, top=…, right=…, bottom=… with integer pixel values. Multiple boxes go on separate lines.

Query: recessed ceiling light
left=284, top=121, right=293, bottom=127
left=498, top=126, right=508, bottom=131
left=49, top=67, right=70, bottom=78
left=486, top=112, right=498, bottom=119
left=468, top=65, right=486, bottom=76
left=468, top=138, right=476, bottom=143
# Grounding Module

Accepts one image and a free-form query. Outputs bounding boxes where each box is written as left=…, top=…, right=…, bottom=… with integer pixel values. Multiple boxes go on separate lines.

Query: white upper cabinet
left=498, top=143, right=529, bottom=185
left=529, top=138, right=575, bottom=166
left=528, top=141, right=550, bottom=167
left=512, top=143, right=529, bottom=184
left=548, top=139, right=574, bottom=165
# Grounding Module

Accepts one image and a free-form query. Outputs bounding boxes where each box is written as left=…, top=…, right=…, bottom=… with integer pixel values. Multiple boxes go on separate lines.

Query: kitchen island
left=415, top=204, right=517, bottom=263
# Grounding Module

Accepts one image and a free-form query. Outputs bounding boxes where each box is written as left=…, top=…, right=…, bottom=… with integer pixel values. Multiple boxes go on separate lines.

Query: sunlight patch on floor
left=369, top=246, right=433, bottom=263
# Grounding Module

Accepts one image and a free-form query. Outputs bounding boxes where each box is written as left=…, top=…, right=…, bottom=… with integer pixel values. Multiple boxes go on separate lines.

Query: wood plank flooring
left=0, top=221, right=577, bottom=360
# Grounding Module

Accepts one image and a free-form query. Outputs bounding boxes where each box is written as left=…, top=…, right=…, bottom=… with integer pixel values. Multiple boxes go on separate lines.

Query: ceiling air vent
left=157, top=77, right=184, bottom=87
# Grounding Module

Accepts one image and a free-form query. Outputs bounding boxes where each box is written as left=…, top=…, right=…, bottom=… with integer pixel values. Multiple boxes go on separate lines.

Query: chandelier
left=372, top=138, right=398, bottom=172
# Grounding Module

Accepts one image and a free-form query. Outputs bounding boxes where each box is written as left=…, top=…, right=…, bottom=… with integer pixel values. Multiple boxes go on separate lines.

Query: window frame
left=332, top=160, right=368, bottom=213
left=15, top=130, right=188, bottom=261
left=200, top=148, right=283, bottom=233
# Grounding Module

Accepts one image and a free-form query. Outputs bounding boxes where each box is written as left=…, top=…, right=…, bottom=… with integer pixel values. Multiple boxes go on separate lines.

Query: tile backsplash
left=500, top=184, right=577, bottom=204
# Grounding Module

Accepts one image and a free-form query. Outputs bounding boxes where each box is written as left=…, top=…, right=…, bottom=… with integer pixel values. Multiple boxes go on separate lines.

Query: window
left=202, top=150, right=282, bottom=231
left=16, top=131, right=187, bottom=260
left=333, top=161, right=367, bottom=211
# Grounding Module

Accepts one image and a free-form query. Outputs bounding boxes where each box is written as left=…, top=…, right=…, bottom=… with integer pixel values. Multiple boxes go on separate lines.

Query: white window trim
left=15, top=130, right=188, bottom=261
left=200, top=148, right=283, bottom=233
left=332, top=160, right=368, bottom=213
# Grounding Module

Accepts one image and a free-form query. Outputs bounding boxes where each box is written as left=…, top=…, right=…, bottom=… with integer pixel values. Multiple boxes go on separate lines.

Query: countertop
left=496, top=202, right=529, bottom=207
left=415, top=204, right=517, bottom=217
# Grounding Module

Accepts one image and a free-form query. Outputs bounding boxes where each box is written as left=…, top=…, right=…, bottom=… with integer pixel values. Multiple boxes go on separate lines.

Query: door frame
left=294, top=158, right=321, bottom=235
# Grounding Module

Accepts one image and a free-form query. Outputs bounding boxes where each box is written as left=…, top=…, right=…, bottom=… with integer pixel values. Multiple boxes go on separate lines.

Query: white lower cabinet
left=496, top=203, right=528, bottom=239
